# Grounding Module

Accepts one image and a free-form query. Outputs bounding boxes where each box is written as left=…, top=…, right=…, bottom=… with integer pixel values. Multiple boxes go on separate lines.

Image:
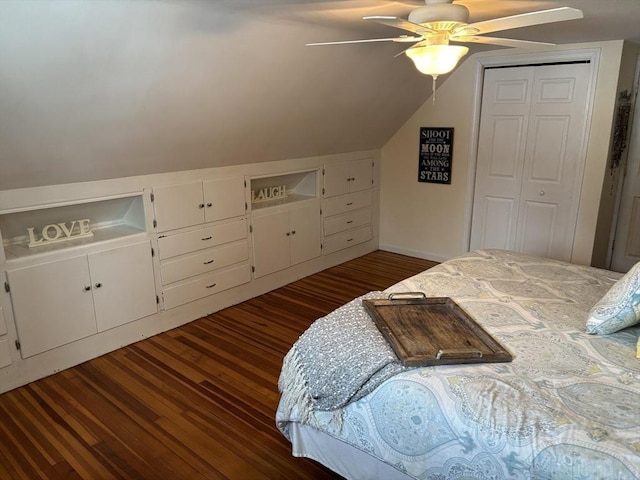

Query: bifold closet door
left=470, top=62, right=592, bottom=261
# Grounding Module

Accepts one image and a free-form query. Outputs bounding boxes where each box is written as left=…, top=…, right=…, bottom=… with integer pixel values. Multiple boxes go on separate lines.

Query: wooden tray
left=362, top=293, right=513, bottom=367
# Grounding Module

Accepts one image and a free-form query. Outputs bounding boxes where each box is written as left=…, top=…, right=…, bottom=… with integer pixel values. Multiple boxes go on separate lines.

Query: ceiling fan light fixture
left=405, top=44, right=469, bottom=76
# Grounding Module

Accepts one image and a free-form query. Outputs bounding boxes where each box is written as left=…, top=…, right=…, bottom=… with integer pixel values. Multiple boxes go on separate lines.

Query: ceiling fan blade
left=393, top=40, right=429, bottom=58
left=307, top=35, right=423, bottom=47
left=452, top=36, right=555, bottom=48
left=452, top=7, right=583, bottom=37
left=363, top=16, right=436, bottom=36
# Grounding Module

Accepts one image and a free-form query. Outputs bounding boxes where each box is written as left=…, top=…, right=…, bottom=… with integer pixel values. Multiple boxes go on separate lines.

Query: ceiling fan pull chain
left=432, top=75, right=438, bottom=104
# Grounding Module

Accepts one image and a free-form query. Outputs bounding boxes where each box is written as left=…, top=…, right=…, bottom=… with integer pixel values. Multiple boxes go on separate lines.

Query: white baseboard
left=378, top=244, right=454, bottom=264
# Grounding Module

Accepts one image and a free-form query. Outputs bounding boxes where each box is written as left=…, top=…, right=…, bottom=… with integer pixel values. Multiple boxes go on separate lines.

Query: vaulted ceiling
left=1, top=0, right=639, bottom=190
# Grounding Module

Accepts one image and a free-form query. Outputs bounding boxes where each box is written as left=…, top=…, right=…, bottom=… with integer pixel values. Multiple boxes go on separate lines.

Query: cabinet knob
left=199, top=203, right=205, bottom=209
left=206, top=202, right=212, bottom=207
left=83, top=286, right=91, bottom=292
left=286, top=232, right=291, bottom=236
left=95, top=283, right=102, bottom=288
left=539, top=190, right=545, bottom=196
left=291, top=230, right=296, bottom=235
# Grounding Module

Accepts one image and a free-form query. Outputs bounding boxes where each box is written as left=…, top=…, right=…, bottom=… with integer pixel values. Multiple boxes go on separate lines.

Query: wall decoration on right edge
left=610, top=90, right=632, bottom=176
left=418, top=127, right=453, bottom=184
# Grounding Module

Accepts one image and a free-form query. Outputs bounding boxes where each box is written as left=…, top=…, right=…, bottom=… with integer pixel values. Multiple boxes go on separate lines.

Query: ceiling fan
left=307, top=0, right=583, bottom=95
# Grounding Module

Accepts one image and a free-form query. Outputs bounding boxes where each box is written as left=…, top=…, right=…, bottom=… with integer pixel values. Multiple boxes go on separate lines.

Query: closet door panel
left=516, top=63, right=592, bottom=261
left=470, top=67, right=532, bottom=251
left=517, top=201, right=558, bottom=258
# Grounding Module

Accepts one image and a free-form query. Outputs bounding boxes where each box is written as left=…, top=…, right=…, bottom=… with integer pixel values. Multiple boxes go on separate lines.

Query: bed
left=276, top=249, right=640, bottom=480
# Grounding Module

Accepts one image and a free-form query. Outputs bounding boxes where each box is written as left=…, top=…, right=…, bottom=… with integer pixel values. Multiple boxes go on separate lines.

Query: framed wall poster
left=418, top=127, right=453, bottom=184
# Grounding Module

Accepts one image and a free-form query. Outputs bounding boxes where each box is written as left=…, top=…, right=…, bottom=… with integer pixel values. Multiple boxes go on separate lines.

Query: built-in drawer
left=323, top=208, right=371, bottom=237
left=157, top=219, right=247, bottom=260
left=323, top=225, right=372, bottom=255
left=160, top=240, right=249, bottom=285
left=323, top=190, right=372, bottom=217
left=162, top=263, right=251, bottom=310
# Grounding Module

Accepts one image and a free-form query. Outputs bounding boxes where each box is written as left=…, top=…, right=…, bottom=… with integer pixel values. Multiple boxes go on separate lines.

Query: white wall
left=0, top=0, right=427, bottom=191
left=379, top=40, right=631, bottom=266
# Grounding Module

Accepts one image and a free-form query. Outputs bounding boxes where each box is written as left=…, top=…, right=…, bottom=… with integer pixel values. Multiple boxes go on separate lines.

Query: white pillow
left=586, top=261, right=640, bottom=335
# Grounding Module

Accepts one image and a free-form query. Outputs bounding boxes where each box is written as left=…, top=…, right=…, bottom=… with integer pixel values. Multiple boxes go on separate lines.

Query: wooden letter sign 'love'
left=27, top=219, right=93, bottom=248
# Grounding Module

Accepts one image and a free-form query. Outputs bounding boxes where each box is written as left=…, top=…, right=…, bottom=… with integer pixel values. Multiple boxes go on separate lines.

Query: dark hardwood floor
left=0, top=250, right=437, bottom=480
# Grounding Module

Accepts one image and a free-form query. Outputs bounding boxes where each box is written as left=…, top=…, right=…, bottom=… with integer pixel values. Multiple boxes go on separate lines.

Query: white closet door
left=470, top=67, right=532, bottom=251
left=471, top=62, right=592, bottom=261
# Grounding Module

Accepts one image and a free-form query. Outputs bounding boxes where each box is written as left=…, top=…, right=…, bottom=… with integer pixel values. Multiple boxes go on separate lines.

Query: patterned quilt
left=276, top=250, right=640, bottom=479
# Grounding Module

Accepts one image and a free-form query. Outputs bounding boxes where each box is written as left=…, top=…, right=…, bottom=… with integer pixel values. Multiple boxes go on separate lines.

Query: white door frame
left=608, top=54, right=640, bottom=272
left=462, top=48, right=601, bottom=254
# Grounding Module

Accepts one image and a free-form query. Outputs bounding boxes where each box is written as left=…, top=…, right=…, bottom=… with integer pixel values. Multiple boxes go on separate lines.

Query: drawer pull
left=203, top=259, right=214, bottom=265
left=346, top=202, right=353, bottom=206
left=346, top=220, right=353, bottom=224
left=347, top=238, right=354, bottom=242
left=202, top=236, right=213, bottom=241
left=205, top=283, right=217, bottom=289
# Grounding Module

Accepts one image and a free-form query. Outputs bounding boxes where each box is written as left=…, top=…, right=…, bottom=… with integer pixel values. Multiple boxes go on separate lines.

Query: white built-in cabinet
left=0, top=306, right=10, bottom=369
left=156, top=219, right=251, bottom=309
left=0, top=194, right=157, bottom=359
left=6, top=241, right=156, bottom=358
left=0, top=155, right=378, bottom=392
left=323, top=157, right=373, bottom=197
left=249, top=169, right=322, bottom=278
left=152, top=177, right=246, bottom=232
left=322, top=158, right=374, bottom=254
left=152, top=176, right=251, bottom=309
left=251, top=201, right=321, bottom=278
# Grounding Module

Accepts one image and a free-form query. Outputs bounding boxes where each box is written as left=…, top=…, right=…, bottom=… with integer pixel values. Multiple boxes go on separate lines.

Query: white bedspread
left=276, top=250, right=640, bottom=479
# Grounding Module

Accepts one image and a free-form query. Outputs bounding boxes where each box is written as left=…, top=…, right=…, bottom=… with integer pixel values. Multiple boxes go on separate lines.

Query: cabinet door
left=203, top=177, right=246, bottom=222
left=89, top=241, right=157, bottom=332
left=349, top=158, right=373, bottom=193
left=7, top=256, right=97, bottom=358
left=323, top=162, right=351, bottom=198
left=153, top=182, right=205, bottom=232
left=290, top=202, right=321, bottom=266
left=252, top=210, right=291, bottom=278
